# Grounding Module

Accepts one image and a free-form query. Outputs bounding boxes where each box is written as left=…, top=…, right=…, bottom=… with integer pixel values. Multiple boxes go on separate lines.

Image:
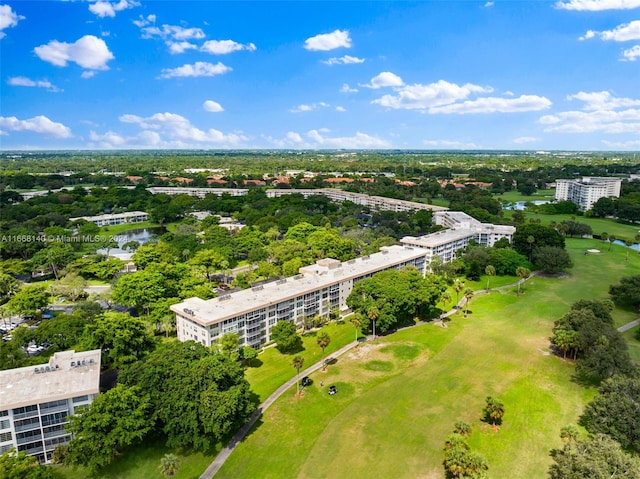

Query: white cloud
left=484, top=2, right=495, bottom=7
left=133, top=14, right=155, bottom=28
left=429, top=95, right=552, bottom=114
left=0, top=4, right=24, bottom=39
left=362, top=71, right=404, bottom=89
left=513, top=136, right=538, bottom=144
left=322, top=55, right=365, bottom=65
left=159, top=61, right=231, bottom=79
left=539, top=91, right=640, bottom=134
left=335, top=106, right=346, bottom=112
left=201, top=40, right=256, bottom=54
left=304, top=29, right=352, bottom=51
left=167, top=41, right=197, bottom=54
left=423, top=139, right=480, bottom=149
left=306, top=129, right=391, bottom=148
left=203, top=100, right=224, bottom=112
left=7, top=76, right=61, bottom=92
left=0, top=115, right=72, bottom=138
left=567, top=91, right=640, bottom=110
left=340, top=83, right=358, bottom=93
left=88, top=0, right=139, bottom=18
left=602, top=139, right=640, bottom=148
left=117, top=112, right=247, bottom=146
left=556, top=0, right=640, bottom=10
left=622, top=44, right=640, bottom=60
left=289, top=102, right=330, bottom=113
left=34, top=35, right=114, bottom=71
left=580, top=20, right=640, bottom=41
left=139, top=23, right=205, bottom=41
left=372, top=79, right=492, bottom=110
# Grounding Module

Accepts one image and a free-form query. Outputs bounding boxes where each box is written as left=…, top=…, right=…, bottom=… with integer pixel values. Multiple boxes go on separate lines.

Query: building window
left=72, top=395, right=89, bottom=403
left=0, top=431, right=12, bottom=442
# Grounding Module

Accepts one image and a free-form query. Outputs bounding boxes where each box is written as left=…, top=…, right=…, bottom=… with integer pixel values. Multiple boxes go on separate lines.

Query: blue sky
left=1, top=0, right=639, bottom=151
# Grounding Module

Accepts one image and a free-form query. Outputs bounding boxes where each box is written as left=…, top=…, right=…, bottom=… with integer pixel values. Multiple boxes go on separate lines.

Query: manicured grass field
left=495, top=188, right=555, bottom=203
left=216, top=238, right=640, bottom=479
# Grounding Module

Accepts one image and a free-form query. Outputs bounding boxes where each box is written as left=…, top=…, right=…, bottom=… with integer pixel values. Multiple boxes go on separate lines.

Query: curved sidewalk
left=199, top=339, right=362, bottom=479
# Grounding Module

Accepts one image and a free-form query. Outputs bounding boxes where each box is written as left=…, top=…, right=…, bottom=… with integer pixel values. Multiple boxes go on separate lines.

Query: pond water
left=96, top=227, right=164, bottom=256
left=610, top=239, right=640, bottom=252
left=502, top=200, right=551, bottom=211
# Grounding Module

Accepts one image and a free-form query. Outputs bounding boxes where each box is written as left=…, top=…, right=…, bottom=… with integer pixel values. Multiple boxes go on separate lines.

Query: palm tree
left=366, top=304, right=380, bottom=340
left=159, top=453, right=180, bottom=478
left=292, top=355, right=304, bottom=396
left=485, top=265, right=496, bottom=290
left=317, top=332, right=331, bottom=371
left=608, top=234, right=616, bottom=251
left=349, top=312, right=363, bottom=344
left=625, top=240, right=633, bottom=261
left=526, top=235, right=535, bottom=261
left=515, top=267, right=531, bottom=295
left=601, top=232, right=608, bottom=244
left=440, top=291, right=452, bottom=318
left=463, top=288, right=474, bottom=318
left=453, top=279, right=465, bottom=313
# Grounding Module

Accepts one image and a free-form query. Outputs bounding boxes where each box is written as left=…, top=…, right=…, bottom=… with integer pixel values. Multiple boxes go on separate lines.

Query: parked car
left=301, top=376, right=312, bottom=387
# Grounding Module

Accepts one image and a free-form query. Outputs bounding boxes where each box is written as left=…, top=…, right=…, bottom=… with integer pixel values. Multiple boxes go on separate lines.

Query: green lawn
left=495, top=188, right=556, bottom=203
left=99, top=221, right=161, bottom=235
left=216, top=237, right=640, bottom=479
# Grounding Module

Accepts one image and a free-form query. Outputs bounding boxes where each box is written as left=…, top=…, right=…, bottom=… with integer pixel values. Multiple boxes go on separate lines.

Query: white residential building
left=146, top=187, right=248, bottom=198
left=0, top=350, right=101, bottom=464
left=171, top=245, right=428, bottom=348
left=401, top=211, right=515, bottom=264
left=555, top=177, right=622, bottom=211
left=69, top=211, right=148, bottom=227
left=266, top=188, right=447, bottom=213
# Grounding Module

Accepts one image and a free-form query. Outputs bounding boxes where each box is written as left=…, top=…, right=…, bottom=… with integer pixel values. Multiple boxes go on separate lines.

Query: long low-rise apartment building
left=69, top=211, right=148, bottom=227
left=0, top=350, right=101, bottom=463
left=401, top=211, right=515, bottom=263
left=171, top=245, right=428, bottom=348
left=146, top=186, right=249, bottom=198
left=266, top=188, right=448, bottom=213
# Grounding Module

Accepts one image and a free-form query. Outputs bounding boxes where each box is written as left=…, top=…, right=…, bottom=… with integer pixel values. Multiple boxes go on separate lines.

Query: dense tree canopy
left=346, top=267, right=446, bottom=334
left=609, top=275, right=640, bottom=311
left=119, top=340, right=255, bottom=450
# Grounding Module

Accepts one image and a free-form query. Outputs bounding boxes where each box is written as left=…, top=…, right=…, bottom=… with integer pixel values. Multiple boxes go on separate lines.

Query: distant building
left=70, top=211, right=148, bottom=227
left=0, top=350, right=101, bottom=463
left=400, top=211, right=515, bottom=264
left=555, top=177, right=622, bottom=211
left=146, top=187, right=248, bottom=198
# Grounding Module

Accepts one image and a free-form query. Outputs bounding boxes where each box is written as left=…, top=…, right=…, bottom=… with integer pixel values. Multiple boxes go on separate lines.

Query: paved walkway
left=618, top=318, right=640, bottom=332
left=199, top=339, right=362, bottom=479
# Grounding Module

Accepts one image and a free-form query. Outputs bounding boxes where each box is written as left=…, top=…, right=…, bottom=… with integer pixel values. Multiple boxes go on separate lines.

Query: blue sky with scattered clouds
left=1, top=0, right=639, bottom=150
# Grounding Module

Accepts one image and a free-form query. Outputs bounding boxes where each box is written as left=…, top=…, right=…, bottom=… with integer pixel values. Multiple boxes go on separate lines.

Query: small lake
left=610, top=239, right=640, bottom=252
left=96, top=227, right=164, bottom=257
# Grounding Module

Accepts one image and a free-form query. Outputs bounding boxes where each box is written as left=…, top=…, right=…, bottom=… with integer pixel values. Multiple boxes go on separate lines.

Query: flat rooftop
left=402, top=229, right=475, bottom=247
left=0, top=350, right=101, bottom=410
left=172, top=245, right=428, bottom=326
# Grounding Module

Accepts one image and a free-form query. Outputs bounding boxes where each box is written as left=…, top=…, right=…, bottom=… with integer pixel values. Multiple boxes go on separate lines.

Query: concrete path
left=618, top=318, right=640, bottom=332
left=199, top=339, right=362, bottom=479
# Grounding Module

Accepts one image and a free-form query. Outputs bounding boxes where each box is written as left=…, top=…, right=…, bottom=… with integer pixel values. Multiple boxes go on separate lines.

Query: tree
left=609, top=275, right=640, bottom=311
left=64, top=385, right=153, bottom=471
left=82, top=312, right=156, bottom=368
left=31, top=244, right=75, bottom=280
left=453, top=279, right=465, bottom=307
left=159, top=453, right=180, bottom=478
left=453, top=421, right=472, bottom=437
left=112, top=269, right=166, bottom=316
left=219, top=332, right=240, bottom=360
left=270, top=320, right=302, bottom=353
left=513, top=223, right=565, bottom=257
left=532, top=246, right=573, bottom=274
left=0, top=340, right=26, bottom=371
left=349, top=312, right=363, bottom=344
left=552, top=329, right=580, bottom=360
left=317, top=331, right=331, bottom=371
left=292, top=355, right=305, bottom=396
left=189, top=248, right=230, bottom=282
left=0, top=449, right=51, bottom=479
left=600, top=232, right=608, bottom=243
left=240, top=345, right=259, bottom=366
left=5, top=286, right=49, bottom=316
left=463, top=288, right=474, bottom=318
left=549, top=434, right=640, bottom=479
left=485, top=265, right=495, bottom=290
left=608, top=234, right=616, bottom=251
left=49, top=272, right=87, bottom=302
left=482, top=396, right=505, bottom=426
left=0, top=273, right=20, bottom=301
left=560, top=424, right=580, bottom=443
left=579, top=376, right=640, bottom=453
left=119, top=341, right=255, bottom=451
left=515, top=267, right=530, bottom=295
left=443, top=433, right=489, bottom=479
